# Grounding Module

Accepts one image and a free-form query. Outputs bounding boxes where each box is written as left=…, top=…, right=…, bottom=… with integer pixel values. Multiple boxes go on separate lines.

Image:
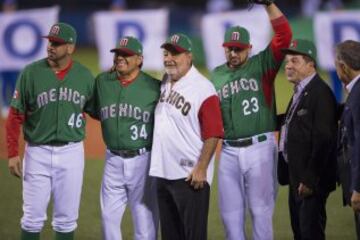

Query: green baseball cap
left=223, top=26, right=251, bottom=49
left=281, top=39, right=317, bottom=62
left=161, top=33, right=192, bottom=53
left=110, top=36, right=143, bottom=56
left=43, top=22, right=77, bottom=44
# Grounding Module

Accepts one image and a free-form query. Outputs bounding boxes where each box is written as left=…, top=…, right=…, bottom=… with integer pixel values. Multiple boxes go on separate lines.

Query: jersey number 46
left=68, top=113, right=84, bottom=128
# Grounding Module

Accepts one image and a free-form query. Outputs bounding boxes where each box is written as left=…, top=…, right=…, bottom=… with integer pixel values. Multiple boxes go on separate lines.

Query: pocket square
left=297, top=109, right=308, bottom=116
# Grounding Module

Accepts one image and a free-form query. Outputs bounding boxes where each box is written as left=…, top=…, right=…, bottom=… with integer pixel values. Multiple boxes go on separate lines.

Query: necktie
left=292, top=84, right=300, bottom=103
left=281, top=84, right=301, bottom=162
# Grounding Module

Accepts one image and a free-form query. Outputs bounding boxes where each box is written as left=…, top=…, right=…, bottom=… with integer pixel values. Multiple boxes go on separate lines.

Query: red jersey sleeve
left=198, top=95, right=224, bottom=140
left=270, top=15, right=292, bottom=63
left=6, top=107, right=25, bottom=158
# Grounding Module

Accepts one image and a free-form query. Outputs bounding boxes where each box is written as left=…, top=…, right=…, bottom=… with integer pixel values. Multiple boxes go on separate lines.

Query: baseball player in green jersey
left=5, top=23, right=94, bottom=240
left=210, top=1, right=292, bottom=240
left=88, top=36, right=159, bottom=240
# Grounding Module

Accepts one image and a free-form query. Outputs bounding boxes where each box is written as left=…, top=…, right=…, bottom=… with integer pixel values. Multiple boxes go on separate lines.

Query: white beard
left=165, top=66, right=178, bottom=76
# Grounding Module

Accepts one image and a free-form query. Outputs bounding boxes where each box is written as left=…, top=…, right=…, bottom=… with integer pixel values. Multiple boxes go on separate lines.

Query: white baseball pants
left=101, top=150, right=158, bottom=240
left=21, top=142, right=84, bottom=233
left=218, top=132, right=278, bottom=240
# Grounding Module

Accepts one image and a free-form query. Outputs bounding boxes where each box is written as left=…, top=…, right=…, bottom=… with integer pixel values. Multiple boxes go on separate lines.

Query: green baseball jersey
left=90, top=71, right=160, bottom=151
left=11, top=59, right=95, bottom=144
left=210, top=47, right=279, bottom=139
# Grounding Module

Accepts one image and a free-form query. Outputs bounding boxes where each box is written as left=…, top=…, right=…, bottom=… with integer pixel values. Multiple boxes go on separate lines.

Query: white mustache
left=164, top=61, right=176, bottom=67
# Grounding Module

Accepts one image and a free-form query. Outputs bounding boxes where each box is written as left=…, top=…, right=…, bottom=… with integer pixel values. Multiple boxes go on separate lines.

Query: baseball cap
left=281, top=39, right=317, bottom=62
left=43, top=22, right=77, bottom=44
left=161, top=33, right=192, bottom=53
left=223, top=26, right=251, bottom=49
left=110, top=36, right=143, bottom=56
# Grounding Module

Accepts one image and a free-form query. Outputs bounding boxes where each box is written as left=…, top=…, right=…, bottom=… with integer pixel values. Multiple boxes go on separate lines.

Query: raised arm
left=266, top=3, right=292, bottom=62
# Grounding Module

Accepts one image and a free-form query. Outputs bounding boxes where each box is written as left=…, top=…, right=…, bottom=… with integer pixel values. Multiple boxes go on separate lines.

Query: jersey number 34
left=130, top=124, right=148, bottom=140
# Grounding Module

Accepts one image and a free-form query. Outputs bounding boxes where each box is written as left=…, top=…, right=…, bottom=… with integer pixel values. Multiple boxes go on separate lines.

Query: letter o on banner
left=116, top=22, right=145, bottom=43
left=3, top=20, right=42, bottom=58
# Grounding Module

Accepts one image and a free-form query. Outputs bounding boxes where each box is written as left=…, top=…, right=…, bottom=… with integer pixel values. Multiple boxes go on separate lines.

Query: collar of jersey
left=54, top=60, right=73, bottom=80
left=117, top=72, right=139, bottom=87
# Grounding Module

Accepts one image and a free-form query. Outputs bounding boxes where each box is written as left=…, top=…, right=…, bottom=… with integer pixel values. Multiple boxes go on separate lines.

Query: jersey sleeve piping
left=269, top=15, right=292, bottom=63
left=6, top=107, right=25, bottom=158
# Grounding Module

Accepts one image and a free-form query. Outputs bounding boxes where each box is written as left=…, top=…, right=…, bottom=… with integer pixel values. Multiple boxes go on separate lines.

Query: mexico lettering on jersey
left=11, top=59, right=95, bottom=144
left=90, top=71, right=160, bottom=151
left=158, top=89, right=191, bottom=116
left=37, top=87, right=86, bottom=108
left=149, top=66, right=220, bottom=184
left=100, top=103, right=150, bottom=123
left=216, top=78, right=259, bottom=101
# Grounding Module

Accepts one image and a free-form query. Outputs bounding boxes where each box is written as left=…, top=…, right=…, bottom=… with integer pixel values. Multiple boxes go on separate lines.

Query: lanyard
left=279, top=90, right=304, bottom=158
left=285, top=91, right=304, bottom=126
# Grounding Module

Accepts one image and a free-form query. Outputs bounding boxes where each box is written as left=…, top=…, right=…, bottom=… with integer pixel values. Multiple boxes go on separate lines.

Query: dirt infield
left=0, top=116, right=105, bottom=160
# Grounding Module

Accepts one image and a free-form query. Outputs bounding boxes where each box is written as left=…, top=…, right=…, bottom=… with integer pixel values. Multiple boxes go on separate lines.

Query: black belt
left=47, top=141, right=72, bottom=146
left=28, top=141, right=77, bottom=147
left=110, top=147, right=150, bottom=158
left=224, top=135, right=267, bottom=148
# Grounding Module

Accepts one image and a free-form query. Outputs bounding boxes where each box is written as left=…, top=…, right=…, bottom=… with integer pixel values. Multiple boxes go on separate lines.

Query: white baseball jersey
left=149, top=66, right=218, bottom=184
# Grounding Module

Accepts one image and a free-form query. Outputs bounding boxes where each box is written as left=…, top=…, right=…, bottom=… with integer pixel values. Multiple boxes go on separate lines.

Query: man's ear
left=186, top=52, right=193, bottom=66
left=136, top=55, right=144, bottom=67
left=339, top=60, right=350, bottom=74
left=339, top=59, right=354, bottom=84
left=67, top=44, right=75, bottom=54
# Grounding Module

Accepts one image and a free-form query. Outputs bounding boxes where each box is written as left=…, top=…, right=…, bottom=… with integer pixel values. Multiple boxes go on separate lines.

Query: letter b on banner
left=94, top=9, right=168, bottom=70
left=333, top=21, right=360, bottom=43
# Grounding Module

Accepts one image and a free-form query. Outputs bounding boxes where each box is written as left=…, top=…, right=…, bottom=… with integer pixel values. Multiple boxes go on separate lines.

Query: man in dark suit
left=335, top=40, right=360, bottom=239
left=278, top=39, right=338, bottom=240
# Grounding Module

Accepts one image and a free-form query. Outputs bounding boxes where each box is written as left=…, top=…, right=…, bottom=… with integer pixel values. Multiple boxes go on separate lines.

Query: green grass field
left=0, top=48, right=355, bottom=239
left=0, top=160, right=356, bottom=239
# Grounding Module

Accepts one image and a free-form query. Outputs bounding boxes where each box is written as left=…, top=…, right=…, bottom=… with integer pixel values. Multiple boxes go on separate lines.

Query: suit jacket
left=278, top=74, right=338, bottom=193
left=338, top=76, right=360, bottom=205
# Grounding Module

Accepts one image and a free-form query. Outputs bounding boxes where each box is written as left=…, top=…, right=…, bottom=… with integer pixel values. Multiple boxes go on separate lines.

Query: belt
left=28, top=141, right=77, bottom=147
left=224, top=134, right=267, bottom=148
left=110, top=147, right=150, bottom=158
left=47, top=141, right=72, bottom=146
